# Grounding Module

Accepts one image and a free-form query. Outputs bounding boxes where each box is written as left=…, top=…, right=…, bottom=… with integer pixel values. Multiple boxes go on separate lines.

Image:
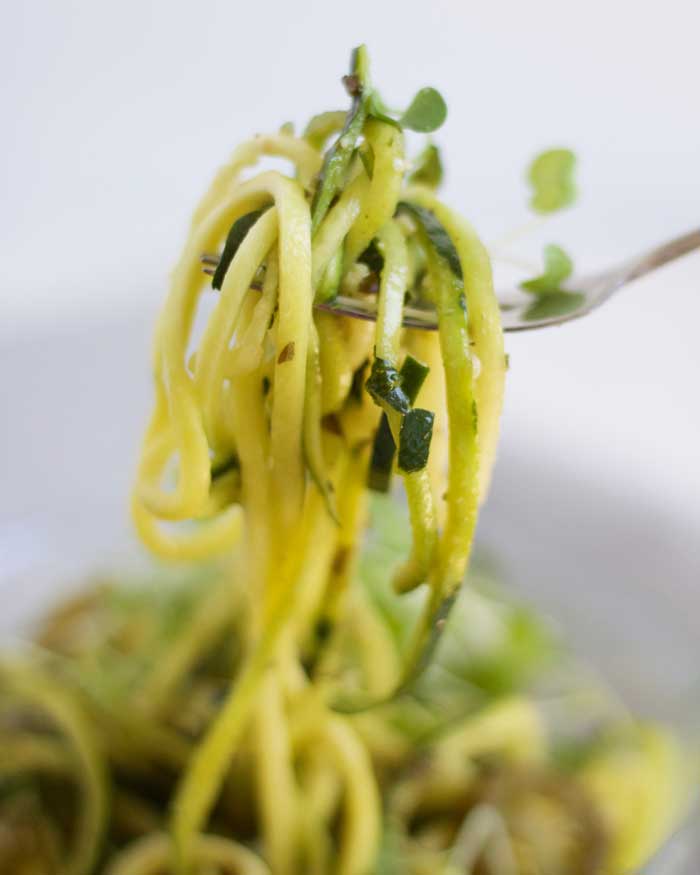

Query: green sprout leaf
left=524, top=291, right=586, bottom=322
left=521, top=244, right=574, bottom=295
left=310, top=47, right=448, bottom=234
left=365, top=82, right=446, bottom=133
left=400, top=87, right=448, bottom=133
left=409, top=143, right=444, bottom=188
left=521, top=244, right=585, bottom=321
left=528, top=148, right=577, bottom=214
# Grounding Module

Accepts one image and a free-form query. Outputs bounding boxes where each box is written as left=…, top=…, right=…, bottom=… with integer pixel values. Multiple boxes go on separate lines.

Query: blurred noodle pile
left=0, top=46, right=692, bottom=875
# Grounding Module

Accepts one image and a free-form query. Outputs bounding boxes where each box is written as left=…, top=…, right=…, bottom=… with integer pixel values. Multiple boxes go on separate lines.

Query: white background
left=1, top=0, right=699, bottom=520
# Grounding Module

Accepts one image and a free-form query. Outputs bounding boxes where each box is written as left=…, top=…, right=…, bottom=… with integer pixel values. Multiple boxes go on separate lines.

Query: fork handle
left=627, top=228, right=700, bottom=282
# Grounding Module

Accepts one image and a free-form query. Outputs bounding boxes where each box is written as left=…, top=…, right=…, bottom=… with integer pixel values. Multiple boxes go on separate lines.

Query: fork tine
left=195, top=227, right=700, bottom=333
left=197, top=256, right=437, bottom=327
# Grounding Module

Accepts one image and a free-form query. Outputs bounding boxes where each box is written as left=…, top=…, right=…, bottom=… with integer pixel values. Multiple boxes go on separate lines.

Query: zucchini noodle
left=1, top=44, right=691, bottom=875
left=130, top=42, right=506, bottom=864
left=372, top=221, right=437, bottom=594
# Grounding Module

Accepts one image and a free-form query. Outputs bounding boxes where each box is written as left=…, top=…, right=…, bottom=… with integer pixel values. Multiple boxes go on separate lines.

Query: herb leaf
left=524, top=290, right=586, bottom=321
left=400, top=87, right=448, bottom=133
left=527, top=148, right=577, bottom=214
left=212, top=209, right=268, bottom=290
left=311, top=48, right=448, bottom=236
left=409, top=143, right=444, bottom=188
left=365, top=358, right=410, bottom=414
left=521, top=244, right=574, bottom=295
left=398, top=408, right=434, bottom=473
left=397, top=202, right=462, bottom=279
left=521, top=244, right=585, bottom=320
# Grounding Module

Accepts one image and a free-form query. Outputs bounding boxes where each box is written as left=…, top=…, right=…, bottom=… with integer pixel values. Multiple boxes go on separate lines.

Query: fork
left=201, top=228, right=700, bottom=332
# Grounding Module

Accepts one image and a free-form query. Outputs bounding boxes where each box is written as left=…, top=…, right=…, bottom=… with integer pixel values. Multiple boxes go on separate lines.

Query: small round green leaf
left=399, top=87, right=448, bottom=133
left=521, top=244, right=574, bottom=295
left=524, top=290, right=585, bottom=321
left=528, top=148, right=577, bottom=213
left=409, top=143, right=444, bottom=188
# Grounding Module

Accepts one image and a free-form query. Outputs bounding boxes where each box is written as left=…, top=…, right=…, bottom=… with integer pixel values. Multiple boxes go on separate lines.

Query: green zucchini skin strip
left=367, top=355, right=429, bottom=493
left=212, top=208, right=269, bottom=290
left=396, top=201, right=462, bottom=279
left=397, top=408, right=434, bottom=473
left=399, top=355, right=430, bottom=400
left=311, top=48, right=369, bottom=233
left=365, top=358, right=410, bottom=414
left=389, top=249, right=479, bottom=684
left=367, top=414, right=395, bottom=493
left=392, top=207, right=480, bottom=687
left=401, top=192, right=505, bottom=681
left=334, top=199, right=496, bottom=712
left=375, top=222, right=437, bottom=596
left=403, top=187, right=506, bottom=500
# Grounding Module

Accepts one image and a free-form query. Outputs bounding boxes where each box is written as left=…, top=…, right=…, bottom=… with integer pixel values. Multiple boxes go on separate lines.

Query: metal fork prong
left=197, top=226, right=700, bottom=332
left=317, top=295, right=438, bottom=330
left=198, top=254, right=438, bottom=327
